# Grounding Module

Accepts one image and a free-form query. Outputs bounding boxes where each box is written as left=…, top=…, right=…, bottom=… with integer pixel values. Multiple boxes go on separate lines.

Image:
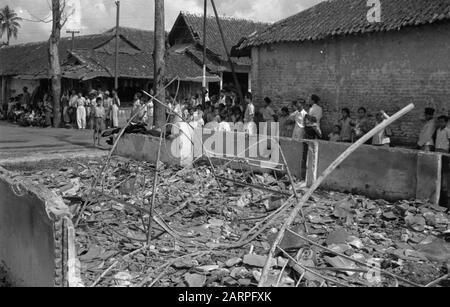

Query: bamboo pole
left=147, top=132, right=164, bottom=245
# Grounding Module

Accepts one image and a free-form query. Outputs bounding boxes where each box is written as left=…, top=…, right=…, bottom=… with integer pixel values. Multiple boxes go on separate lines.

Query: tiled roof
left=242, top=0, right=450, bottom=47
left=172, top=12, right=269, bottom=60
left=62, top=46, right=217, bottom=82
left=0, top=27, right=154, bottom=76
left=63, top=48, right=153, bottom=80
left=0, top=25, right=216, bottom=82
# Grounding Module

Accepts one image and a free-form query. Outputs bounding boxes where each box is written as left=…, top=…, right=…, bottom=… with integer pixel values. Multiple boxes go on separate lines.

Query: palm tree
left=0, top=5, right=22, bottom=46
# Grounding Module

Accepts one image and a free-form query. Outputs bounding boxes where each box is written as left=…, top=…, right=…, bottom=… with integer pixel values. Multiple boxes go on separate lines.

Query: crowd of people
left=130, top=90, right=397, bottom=148
left=61, top=89, right=121, bottom=146
left=3, top=87, right=450, bottom=154
left=418, top=107, right=450, bottom=154
left=2, top=87, right=54, bottom=128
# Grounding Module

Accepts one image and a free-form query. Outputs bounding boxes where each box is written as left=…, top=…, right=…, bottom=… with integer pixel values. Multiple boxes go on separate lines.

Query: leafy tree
left=0, top=5, right=22, bottom=46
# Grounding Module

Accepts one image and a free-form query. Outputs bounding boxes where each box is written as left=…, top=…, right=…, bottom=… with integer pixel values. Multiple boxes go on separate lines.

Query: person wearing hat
left=418, top=108, right=436, bottom=152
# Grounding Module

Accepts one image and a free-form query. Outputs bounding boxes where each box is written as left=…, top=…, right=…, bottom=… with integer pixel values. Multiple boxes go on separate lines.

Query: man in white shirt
left=244, top=92, right=255, bottom=123
left=309, top=94, right=323, bottom=134
left=418, top=108, right=436, bottom=152
left=289, top=99, right=308, bottom=141
left=76, top=93, right=87, bottom=129
left=243, top=92, right=256, bottom=135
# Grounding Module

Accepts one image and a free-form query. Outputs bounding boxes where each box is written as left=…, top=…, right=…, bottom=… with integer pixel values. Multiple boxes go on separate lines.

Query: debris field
left=8, top=157, right=450, bottom=288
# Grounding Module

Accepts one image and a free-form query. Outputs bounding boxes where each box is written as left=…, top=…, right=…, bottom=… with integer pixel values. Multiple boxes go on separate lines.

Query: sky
left=0, top=0, right=324, bottom=45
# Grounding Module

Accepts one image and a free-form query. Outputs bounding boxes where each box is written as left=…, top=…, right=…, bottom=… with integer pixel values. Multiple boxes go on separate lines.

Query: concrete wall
left=116, top=134, right=443, bottom=205
left=306, top=141, right=442, bottom=204
left=0, top=167, right=81, bottom=287
left=115, top=132, right=305, bottom=178
left=251, top=22, right=450, bottom=145
left=115, top=133, right=181, bottom=166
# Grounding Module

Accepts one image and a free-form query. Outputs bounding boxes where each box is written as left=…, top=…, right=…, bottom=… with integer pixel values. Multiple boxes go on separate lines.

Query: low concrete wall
left=0, top=167, right=82, bottom=287
left=116, top=134, right=442, bottom=204
left=115, top=132, right=305, bottom=178
left=115, top=133, right=181, bottom=166
left=306, top=141, right=442, bottom=204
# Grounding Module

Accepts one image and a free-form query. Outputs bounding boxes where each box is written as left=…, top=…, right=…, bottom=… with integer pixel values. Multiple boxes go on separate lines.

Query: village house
left=168, top=12, right=269, bottom=96
left=235, top=0, right=450, bottom=145
left=0, top=12, right=268, bottom=107
left=0, top=26, right=219, bottom=105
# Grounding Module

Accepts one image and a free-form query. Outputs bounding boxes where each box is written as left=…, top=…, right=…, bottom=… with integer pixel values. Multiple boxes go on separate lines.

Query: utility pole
left=202, top=0, right=207, bottom=106
left=153, top=0, right=166, bottom=129
left=114, top=1, right=120, bottom=91
left=66, top=30, right=80, bottom=51
left=50, top=0, right=63, bottom=128
left=210, top=0, right=244, bottom=104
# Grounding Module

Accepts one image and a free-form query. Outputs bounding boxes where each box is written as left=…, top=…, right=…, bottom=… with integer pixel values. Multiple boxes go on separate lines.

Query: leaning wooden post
left=147, top=131, right=164, bottom=245
left=258, top=104, right=415, bottom=287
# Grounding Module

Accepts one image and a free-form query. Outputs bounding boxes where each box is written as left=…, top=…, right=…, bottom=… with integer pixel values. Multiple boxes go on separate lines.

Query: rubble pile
left=11, top=158, right=450, bottom=287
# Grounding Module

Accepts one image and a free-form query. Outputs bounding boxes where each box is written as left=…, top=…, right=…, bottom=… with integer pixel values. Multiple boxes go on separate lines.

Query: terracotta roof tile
left=242, top=0, right=450, bottom=47
left=177, top=12, right=269, bottom=60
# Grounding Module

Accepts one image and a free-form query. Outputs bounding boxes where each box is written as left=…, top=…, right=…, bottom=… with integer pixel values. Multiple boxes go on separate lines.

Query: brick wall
left=251, top=21, right=450, bottom=145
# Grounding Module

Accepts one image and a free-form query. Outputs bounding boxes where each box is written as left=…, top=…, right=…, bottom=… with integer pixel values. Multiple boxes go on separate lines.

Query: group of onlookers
left=418, top=107, right=450, bottom=154
left=2, top=87, right=53, bottom=128
left=130, top=90, right=327, bottom=140
left=4, top=87, right=450, bottom=154
left=126, top=90, right=399, bottom=148
left=327, top=107, right=393, bottom=147
left=62, top=89, right=121, bottom=146
left=62, top=89, right=121, bottom=129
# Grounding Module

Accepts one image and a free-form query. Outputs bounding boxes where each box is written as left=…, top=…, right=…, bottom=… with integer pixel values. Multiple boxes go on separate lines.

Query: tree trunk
left=153, top=0, right=166, bottom=129
left=49, top=0, right=62, bottom=128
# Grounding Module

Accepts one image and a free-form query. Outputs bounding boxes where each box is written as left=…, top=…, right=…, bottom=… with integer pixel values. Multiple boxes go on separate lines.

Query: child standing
left=328, top=125, right=341, bottom=142
left=93, top=97, right=105, bottom=147
left=261, top=97, right=276, bottom=123
left=338, top=108, right=354, bottom=143
left=372, top=111, right=392, bottom=147
left=218, top=114, right=232, bottom=132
